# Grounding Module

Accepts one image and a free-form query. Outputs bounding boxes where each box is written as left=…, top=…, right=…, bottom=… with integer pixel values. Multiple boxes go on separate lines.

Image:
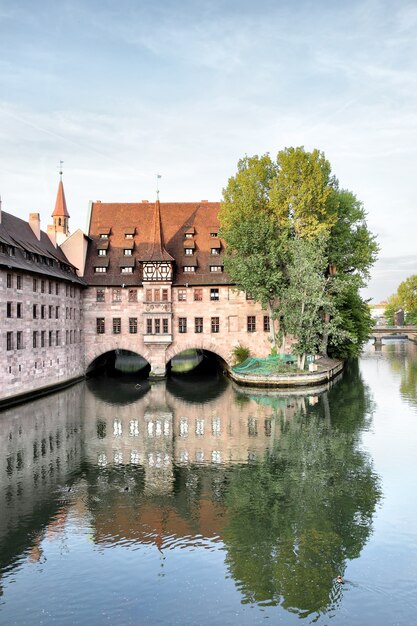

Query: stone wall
left=1, top=268, right=85, bottom=403
left=83, top=283, right=273, bottom=373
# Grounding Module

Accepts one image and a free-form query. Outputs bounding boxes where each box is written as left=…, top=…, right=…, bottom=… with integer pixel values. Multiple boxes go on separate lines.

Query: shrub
left=233, top=344, right=250, bottom=364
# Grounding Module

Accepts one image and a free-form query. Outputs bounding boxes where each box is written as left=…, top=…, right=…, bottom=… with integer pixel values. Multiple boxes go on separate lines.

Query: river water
left=0, top=341, right=416, bottom=625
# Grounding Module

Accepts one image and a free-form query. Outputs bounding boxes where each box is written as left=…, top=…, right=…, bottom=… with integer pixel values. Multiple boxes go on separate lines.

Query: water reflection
left=0, top=366, right=381, bottom=622
left=380, top=340, right=417, bottom=406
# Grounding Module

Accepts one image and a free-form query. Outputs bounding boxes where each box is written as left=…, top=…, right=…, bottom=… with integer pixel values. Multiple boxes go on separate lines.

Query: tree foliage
left=219, top=147, right=377, bottom=363
left=386, top=275, right=417, bottom=325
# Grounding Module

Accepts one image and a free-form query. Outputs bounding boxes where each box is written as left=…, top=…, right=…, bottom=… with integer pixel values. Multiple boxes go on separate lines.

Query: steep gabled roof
left=143, top=200, right=174, bottom=262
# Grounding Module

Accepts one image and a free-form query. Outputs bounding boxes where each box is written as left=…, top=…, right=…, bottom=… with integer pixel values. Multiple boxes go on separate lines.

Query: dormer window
left=184, top=226, right=195, bottom=239
left=124, top=227, right=135, bottom=239
left=98, top=249, right=107, bottom=256
left=99, top=227, right=111, bottom=239
left=185, top=248, right=193, bottom=256
left=184, top=266, right=196, bottom=272
left=211, top=248, right=220, bottom=255
left=185, top=233, right=193, bottom=239
left=210, top=265, right=223, bottom=273
left=124, top=249, right=132, bottom=256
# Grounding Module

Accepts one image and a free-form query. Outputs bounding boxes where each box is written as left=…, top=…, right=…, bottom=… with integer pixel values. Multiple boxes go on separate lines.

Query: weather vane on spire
left=156, top=173, right=162, bottom=200
left=58, top=160, right=64, bottom=179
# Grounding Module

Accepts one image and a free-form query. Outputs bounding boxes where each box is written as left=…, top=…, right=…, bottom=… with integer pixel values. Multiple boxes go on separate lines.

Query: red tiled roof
left=52, top=180, right=70, bottom=218
left=85, top=201, right=229, bottom=286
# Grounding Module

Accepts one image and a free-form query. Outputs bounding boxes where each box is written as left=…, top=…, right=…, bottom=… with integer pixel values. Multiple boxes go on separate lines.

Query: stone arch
left=165, top=340, right=232, bottom=368
left=85, top=338, right=151, bottom=373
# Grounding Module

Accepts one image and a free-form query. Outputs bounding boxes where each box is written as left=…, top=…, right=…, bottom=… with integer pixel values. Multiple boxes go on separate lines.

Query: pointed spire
left=146, top=198, right=174, bottom=262
left=52, top=163, right=70, bottom=238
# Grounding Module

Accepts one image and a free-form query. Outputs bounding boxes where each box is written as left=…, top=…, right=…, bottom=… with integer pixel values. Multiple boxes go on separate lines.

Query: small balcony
left=143, top=334, right=173, bottom=345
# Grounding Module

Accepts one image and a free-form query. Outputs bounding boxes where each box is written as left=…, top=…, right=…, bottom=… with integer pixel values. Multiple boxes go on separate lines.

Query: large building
left=1, top=179, right=274, bottom=404
left=83, top=197, right=273, bottom=377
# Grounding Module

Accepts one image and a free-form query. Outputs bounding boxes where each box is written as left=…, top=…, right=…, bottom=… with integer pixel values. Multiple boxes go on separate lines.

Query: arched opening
left=166, top=349, right=228, bottom=402
left=168, top=349, right=227, bottom=376
left=86, top=349, right=151, bottom=379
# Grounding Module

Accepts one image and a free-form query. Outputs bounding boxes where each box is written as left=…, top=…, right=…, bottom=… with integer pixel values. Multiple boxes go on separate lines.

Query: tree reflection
left=222, top=362, right=381, bottom=618
left=383, top=341, right=417, bottom=406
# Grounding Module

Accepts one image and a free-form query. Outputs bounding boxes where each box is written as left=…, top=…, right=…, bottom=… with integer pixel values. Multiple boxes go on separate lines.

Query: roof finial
left=58, top=160, right=64, bottom=180
left=156, top=173, right=162, bottom=200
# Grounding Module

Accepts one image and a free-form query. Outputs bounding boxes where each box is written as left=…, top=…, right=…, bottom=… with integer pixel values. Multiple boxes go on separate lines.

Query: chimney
left=29, top=212, right=41, bottom=240
left=47, top=224, right=57, bottom=247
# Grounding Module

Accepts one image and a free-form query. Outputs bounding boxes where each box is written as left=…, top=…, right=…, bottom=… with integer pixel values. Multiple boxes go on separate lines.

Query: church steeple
left=142, top=195, right=174, bottom=281
left=52, top=163, right=70, bottom=236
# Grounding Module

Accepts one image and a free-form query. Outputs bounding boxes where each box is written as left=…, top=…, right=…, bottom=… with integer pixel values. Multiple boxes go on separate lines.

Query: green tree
left=386, top=275, right=417, bottom=325
left=220, top=148, right=377, bottom=361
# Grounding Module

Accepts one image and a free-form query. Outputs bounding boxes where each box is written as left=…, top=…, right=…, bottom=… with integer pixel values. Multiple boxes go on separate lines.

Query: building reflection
left=0, top=386, right=83, bottom=589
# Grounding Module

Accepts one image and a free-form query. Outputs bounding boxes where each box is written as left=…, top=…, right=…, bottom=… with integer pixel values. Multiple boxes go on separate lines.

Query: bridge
left=370, top=326, right=417, bottom=345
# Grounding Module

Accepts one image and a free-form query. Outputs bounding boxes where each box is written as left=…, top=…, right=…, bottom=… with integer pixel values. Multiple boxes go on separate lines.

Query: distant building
left=0, top=178, right=86, bottom=405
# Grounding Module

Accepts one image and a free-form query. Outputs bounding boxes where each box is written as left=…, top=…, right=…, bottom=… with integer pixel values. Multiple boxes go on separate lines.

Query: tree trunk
left=320, top=311, right=331, bottom=355
left=267, top=300, right=277, bottom=351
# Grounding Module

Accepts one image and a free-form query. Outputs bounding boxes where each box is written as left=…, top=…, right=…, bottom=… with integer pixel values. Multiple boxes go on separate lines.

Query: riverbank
left=228, top=356, right=344, bottom=388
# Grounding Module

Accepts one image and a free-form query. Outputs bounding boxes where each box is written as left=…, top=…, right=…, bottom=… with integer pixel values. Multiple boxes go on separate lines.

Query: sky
left=0, top=0, right=416, bottom=302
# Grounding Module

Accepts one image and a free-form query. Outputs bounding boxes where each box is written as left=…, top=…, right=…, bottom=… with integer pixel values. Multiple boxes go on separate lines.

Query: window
left=128, top=289, right=137, bottom=302
left=99, top=233, right=108, bottom=239
left=56, top=283, right=59, bottom=295
left=247, top=316, right=256, bottom=332
left=66, top=330, right=69, bottom=345
left=155, top=319, right=161, bottom=334
left=41, top=305, right=45, bottom=319
left=33, top=278, right=37, bottom=292
left=49, top=331, right=53, bottom=347
left=184, top=266, right=195, bottom=272
left=210, top=266, right=222, bottom=272
left=146, top=319, right=152, bottom=334
left=33, top=304, right=37, bottom=319
left=96, top=318, right=105, bottom=334
left=17, top=303, right=22, bottom=318
left=17, top=275, right=22, bottom=290
left=211, top=317, right=219, bottom=333
left=194, top=288, right=203, bottom=301
left=129, top=317, right=137, bottom=334
left=41, top=331, right=45, bottom=348
left=178, top=289, right=187, bottom=301
left=210, top=288, right=219, bottom=301
left=162, top=289, right=168, bottom=302
left=98, top=249, right=107, bottom=256
left=211, top=248, right=220, bottom=255
left=56, top=330, right=60, bottom=345
left=6, top=332, right=13, bottom=351
left=121, top=266, right=133, bottom=273
left=146, top=289, right=152, bottom=302
left=185, top=248, right=193, bottom=256
left=246, top=292, right=254, bottom=300
left=263, top=316, right=270, bottom=332
left=94, top=267, right=107, bottom=273
left=70, top=330, right=73, bottom=344
left=163, top=318, right=169, bottom=334
left=195, top=317, right=203, bottom=333
left=7, top=273, right=12, bottom=288
left=6, top=302, right=12, bottom=318
left=33, top=331, right=38, bottom=348
left=48, top=305, right=53, bottom=318
left=112, top=288, right=122, bottom=302
left=49, top=281, right=52, bottom=294
left=41, top=280, right=45, bottom=293
left=17, top=331, right=23, bottom=350
left=179, top=317, right=187, bottom=333
left=66, top=285, right=69, bottom=297
left=210, top=231, right=218, bottom=237
left=113, top=318, right=121, bottom=334
left=154, top=289, right=160, bottom=302
left=185, top=232, right=193, bottom=239
left=125, top=233, right=134, bottom=239
left=55, top=306, right=59, bottom=319
left=123, top=249, right=132, bottom=256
